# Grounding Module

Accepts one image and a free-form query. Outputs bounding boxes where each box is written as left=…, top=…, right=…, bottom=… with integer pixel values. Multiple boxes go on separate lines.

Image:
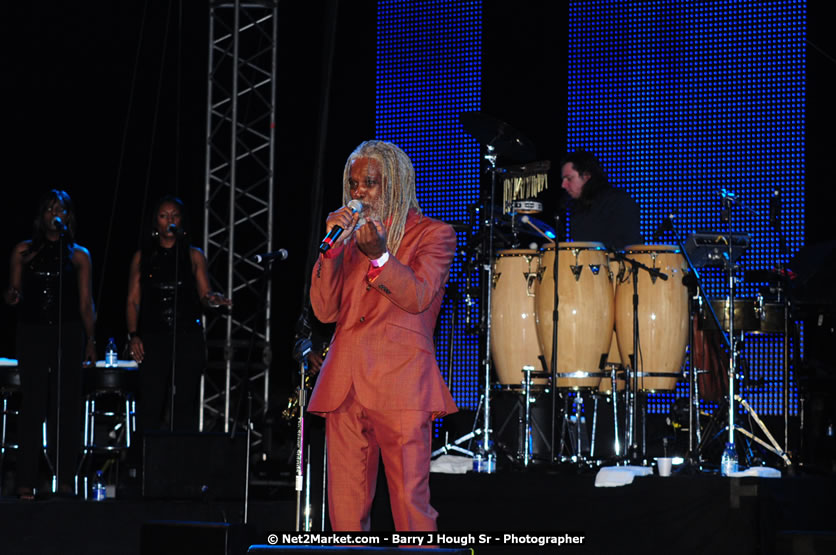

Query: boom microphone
left=252, top=248, right=289, bottom=263
left=319, top=199, right=363, bottom=253
left=652, top=213, right=676, bottom=241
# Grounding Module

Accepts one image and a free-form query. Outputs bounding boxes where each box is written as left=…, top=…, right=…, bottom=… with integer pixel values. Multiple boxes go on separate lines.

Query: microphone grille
left=347, top=199, right=363, bottom=213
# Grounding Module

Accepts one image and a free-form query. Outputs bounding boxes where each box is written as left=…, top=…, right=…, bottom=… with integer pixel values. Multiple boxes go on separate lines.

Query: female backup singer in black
left=125, top=195, right=230, bottom=434
left=4, top=190, right=96, bottom=499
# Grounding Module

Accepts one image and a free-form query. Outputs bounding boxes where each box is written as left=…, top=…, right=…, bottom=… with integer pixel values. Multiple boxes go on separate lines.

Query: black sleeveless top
left=139, top=244, right=204, bottom=334
left=19, top=239, right=81, bottom=326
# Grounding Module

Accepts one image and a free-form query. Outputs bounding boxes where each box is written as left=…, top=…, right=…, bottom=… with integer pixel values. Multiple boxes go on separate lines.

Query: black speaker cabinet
left=142, top=431, right=247, bottom=499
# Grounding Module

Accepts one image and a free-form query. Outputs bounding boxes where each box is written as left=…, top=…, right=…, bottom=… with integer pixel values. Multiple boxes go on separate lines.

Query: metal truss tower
left=202, top=0, right=277, bottom=440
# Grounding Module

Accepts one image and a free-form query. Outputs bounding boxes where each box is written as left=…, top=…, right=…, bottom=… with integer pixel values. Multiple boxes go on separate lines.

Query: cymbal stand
left=768, top=186, right=792, bottom=456
left=718, top=191, right=791, bottom=468
left=720, top=193, right=739, bottom=454
left=662, top=216, right=730, bottom=461
left=430, top=278, right=481, bottom=460
left=477, top=145, right=499, bottom=472
left=431, top=392, right=484, bottom=459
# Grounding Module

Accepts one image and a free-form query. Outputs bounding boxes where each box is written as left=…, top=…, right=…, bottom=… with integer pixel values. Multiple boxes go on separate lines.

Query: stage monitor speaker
left=141, top=520, right=250, bottom=555
left=142, top=431, right=247, bottom=500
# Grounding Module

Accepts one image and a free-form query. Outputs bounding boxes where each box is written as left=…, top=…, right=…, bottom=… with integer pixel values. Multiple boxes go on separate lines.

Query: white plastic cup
left=657, top=457, right=673, bottom=477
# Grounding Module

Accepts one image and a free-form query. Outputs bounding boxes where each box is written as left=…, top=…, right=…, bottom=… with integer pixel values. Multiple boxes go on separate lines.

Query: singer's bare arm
left=3, top=241, right=31, bottom=305
left=72, top=245, right=97, bottom=364
left=125, top=250, right=145, bottom=362
left=190, top=246, right=230, bottom=308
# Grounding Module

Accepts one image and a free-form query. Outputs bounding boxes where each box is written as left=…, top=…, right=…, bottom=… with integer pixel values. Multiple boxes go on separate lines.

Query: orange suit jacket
left=308, top=209, right=458, bottom=417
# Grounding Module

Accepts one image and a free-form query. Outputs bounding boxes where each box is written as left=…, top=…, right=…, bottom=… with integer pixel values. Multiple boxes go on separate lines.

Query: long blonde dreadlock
left=341, top=140, right=422, bottom=255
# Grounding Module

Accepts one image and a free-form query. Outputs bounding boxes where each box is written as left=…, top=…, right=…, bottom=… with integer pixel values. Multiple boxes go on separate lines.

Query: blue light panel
left=376, top=0, right=483, bottom=411
left=567, top=1, right=805, bottom=416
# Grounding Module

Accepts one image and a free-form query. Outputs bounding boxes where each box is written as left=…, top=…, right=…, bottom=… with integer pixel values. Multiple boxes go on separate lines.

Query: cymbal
left=459, top=112, right=535, bottom=161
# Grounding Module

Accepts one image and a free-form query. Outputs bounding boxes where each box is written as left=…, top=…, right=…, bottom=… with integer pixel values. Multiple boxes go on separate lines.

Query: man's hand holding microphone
left=319, top=199, right=363, bottom=253
left=319, top=199, right=388, bottom=261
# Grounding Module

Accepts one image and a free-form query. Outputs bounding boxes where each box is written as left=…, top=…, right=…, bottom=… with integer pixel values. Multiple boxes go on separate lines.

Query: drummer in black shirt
left=560, top=149, right=643, bottom=251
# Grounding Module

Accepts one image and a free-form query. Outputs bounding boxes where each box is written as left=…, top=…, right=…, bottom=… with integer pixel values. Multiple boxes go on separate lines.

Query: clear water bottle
left=720, top=442, right=738, bottom=476
left=93, top=470, right=106, bottom=501
left=472, top=441, right=496, bottom=474
left=105, top=337, right=117, bottom=367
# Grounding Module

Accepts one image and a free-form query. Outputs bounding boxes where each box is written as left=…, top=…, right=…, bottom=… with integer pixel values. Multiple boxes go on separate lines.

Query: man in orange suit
left=309, top=140, right=458, bottom=531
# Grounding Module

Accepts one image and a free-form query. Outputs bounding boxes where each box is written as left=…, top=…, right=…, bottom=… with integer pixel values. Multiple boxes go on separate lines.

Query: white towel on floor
left=594, top=465, right=653, bottom=487
left=431, top=454, right=473, bottom=474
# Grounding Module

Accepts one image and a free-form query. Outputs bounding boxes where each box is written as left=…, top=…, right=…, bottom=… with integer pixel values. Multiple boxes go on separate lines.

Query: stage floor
left=1, top=465, right=835, bottom=555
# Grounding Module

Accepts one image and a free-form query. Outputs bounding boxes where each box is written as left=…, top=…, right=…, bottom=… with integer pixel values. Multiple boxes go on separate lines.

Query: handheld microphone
left=52, top=216, right=66, bottom=232
left=167, top=223, right=183, bottom=236
left=319, top=199, right=363, bottom=253
left=252, top=248, right=289, bottom=263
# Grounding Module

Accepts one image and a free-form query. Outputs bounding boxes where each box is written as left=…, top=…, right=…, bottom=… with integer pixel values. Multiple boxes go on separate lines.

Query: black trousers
left=16, top=321, right=84, bottom=490
left=138, top=331, right=206, bottom=434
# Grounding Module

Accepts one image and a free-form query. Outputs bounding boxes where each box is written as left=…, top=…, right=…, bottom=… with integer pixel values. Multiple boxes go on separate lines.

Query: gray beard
left=359, top=200, right=384, bottom=226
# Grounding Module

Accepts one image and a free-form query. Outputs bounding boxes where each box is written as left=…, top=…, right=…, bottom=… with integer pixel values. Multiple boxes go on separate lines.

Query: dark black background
left=1, top=2, right=832, bottom=447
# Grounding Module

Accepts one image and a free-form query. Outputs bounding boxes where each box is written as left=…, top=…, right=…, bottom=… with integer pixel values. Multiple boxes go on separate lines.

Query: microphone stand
left=661, top=216, right=730, bottom=465
left=606, top=250, right=667, bottom=462
left=292, top=338, right=312, bottom=531
left=169, top=236, right=180, bottom=433
left=229, top=256, right=273, bottom=525
left=53, top=232, right=66, bottom=494
left=549, top=215, right=559, bottom=464
left=712, top=192, right=791, bottom=469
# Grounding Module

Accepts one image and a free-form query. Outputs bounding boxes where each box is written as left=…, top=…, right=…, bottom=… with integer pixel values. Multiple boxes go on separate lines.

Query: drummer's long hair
left=341, top=140, right=421, bottom=255
left=562, top=148, right=610, bottom=208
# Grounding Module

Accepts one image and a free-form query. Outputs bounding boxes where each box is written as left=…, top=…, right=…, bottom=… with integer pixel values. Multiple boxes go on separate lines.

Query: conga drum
left=490, top=249, right=544, bottom=386
left=615, top=244, right=689, bottom=392
left=534, top=242, right=613, bottom=389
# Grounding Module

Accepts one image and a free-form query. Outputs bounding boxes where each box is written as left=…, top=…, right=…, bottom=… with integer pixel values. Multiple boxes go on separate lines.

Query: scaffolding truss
left=202, top=0, right=277, bottom=441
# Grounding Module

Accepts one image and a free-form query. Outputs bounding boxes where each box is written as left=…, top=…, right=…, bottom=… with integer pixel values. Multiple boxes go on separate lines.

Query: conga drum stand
left=608, top=250, right=668, bottom=462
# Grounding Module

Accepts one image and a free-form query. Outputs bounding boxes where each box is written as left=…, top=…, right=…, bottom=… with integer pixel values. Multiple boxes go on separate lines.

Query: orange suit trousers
left=325, top=387, right=437, bottom=531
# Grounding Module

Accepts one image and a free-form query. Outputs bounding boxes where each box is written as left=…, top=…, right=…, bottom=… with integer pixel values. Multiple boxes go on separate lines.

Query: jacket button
left=359, top=316, right=365, bottom=322
left=366, top=285, right=371, bottom=291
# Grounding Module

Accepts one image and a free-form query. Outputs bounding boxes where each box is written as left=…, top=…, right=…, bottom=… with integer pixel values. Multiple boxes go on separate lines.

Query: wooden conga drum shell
left=490, top=249, right=545, bottom=386
left=615, top=245, right=688, bottom=392
left=534, top=242, right=613, bottom=390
